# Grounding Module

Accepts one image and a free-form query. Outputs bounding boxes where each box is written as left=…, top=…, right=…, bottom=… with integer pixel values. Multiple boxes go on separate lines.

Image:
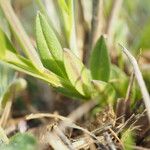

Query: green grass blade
left=90, top=36, right=110, bottom=82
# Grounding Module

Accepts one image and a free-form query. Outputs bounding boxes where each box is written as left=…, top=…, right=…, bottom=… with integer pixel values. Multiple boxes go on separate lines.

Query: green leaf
left=90, top=36, right=110, bottom=81
left=0, top=20, right=88, bottom=100
left=121, top=129, right=135, bottom=150
left=36, top=13, right=66, bottom=77
left=55, top=86, right=88, bottom=99
left=0, top=45, right=27, bottom=110
left=0, top=133, right=37, bottom=150
left=1, top=77, right=27, bottom=108
left=1, top=50, right=86, bottom=99
left=64, top=48, right=91, bottom=97
left=110, top=65, right=128, bottom=97
left=0, top=42, right=86, bottom=99
left=1, top=49, right=63, bottom=88
left=58, top=0, right=69, bottom=14
left=37, top=13, right=64, bottom=69
left=92, top=80, right=116, bottom=104
left=0, top=27, right=16, bottom=57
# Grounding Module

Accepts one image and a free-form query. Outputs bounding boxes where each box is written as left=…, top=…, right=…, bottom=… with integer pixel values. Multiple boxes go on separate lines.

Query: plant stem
left=90, top=0, right=102, bottom=48
left=0, top=0, right=43, bottom=70
left=85, top=0, right=103, bottom=65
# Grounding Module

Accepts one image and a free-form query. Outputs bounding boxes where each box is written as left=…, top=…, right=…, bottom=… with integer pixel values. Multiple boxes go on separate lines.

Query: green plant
left=1, top=0, right=150, bottom=149
left=0, top=62, right=26, bottom=110
left=0, top=133, right=37, bottom=150
left=0, top=0, right=118, bottom=104
left=121, top=129, right=135, bottom=150
left=0, top=0, right=143, bottom=105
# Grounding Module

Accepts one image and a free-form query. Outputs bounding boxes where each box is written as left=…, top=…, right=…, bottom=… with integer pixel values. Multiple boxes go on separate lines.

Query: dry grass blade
left=122, top=71, right=135, bottom=121
left=141, top=64, right=150, bottom=70
left=53, top=125, right=74, bottom=150
left=106, top=0, right=123, bottom=47
left=26, top=113, right=100, bottom=145
left=120, top=44, right=150, bottom=123
left=90, top=0, right=103, bottom=48
left=68, top=100, right=98, bottom=121
left=108, top=128, right=124, bottom=149
left=0, top=127, right=9, bottom=144
left=72, top=136, right=93, bottom=149
left=103, top=132, right=116, bottom=150
left=0, top=101, right=12, bottom=127
left=85, top=0, right=104, bottom=65
left=76, top=0, right=89, bottom=60
left=125, top=71, right=135, bottom=102
left=26, top=113, right=72, bottom=123
left=26, top=101, right=99, bottom=148
left=26, top=113, right=73, bottom=149
left=46, top=131, right=70, bottom=150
